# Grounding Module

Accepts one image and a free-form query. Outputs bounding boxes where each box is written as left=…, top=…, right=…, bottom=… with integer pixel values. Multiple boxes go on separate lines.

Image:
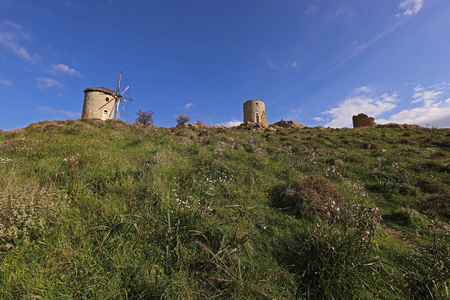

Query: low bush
left=0, top=185, right=67, bottom=249
left=270, top=175, right=353, bottom=224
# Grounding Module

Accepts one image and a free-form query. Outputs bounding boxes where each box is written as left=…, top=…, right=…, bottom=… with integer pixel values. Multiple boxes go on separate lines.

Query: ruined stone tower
left=352, top=113, right=377, bottom=128
left=82, top=87, right=116, bottom=120
left=243, top=99, right=268, bottom=127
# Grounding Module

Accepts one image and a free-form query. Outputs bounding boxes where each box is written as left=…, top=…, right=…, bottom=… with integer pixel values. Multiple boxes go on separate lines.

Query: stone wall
left=82, top=88, right=116, bottom=120
left=352, top=113, right=377, bottom=128
left=243, top=99, right=268, bottom=127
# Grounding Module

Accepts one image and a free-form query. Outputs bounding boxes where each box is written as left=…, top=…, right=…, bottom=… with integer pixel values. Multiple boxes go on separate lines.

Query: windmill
left=112, top=71, right=134, bottom=120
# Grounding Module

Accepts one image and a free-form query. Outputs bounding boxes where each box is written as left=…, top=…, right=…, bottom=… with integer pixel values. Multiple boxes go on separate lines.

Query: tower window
left=255, top=103, right=258, bottom=106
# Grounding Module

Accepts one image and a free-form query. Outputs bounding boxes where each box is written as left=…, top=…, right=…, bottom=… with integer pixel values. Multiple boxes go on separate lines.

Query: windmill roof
left=83, top=87, right=116, bottom=95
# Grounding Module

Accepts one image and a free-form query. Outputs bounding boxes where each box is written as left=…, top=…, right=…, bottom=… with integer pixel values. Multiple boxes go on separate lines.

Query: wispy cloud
left=397, top=0, right=424, bottom=16
left=61, top=0, right=80, bottom=9
left=265, top=55, right=277, bottom=69
left=304, top=0, right=320, bottom=14
left=291, top=61, right=299, bottom=69
left=354, top=86, right=374, bottom=93
left=0, top=77, right=13, bottom=86
left=325, top=21, right=405, bottom=76
left=411, top=83, right=445, bottom=108
left=38, top=106, right=80, bottom=118
left=216, top=118, right=241, bottom=127
left=0, top=20, right=34, bottom=62
left=335, top=7, right=354, bottom=25
left=37, top=78, right=64, bottom=91
left=184, top=102, right=193, bottom=109
left=266, top=55, right=300, bottom=70
left=320, top=86, right=398, bottom=128
left=378, top=83, right=450, bottom=128
left=52, top=63, right=82, bottom=76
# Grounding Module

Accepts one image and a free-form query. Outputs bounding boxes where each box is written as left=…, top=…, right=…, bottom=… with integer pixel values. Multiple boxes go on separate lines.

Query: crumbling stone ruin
left=352, top=113, right=377, bottom=128
left=243, top=99, right=268, bottom=127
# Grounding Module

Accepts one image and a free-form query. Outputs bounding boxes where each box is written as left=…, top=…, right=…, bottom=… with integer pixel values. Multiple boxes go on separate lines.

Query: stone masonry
left=243, top=99, right=268, bottom=127
left=352, top=113, right=377, bottom=128
left=82, top=87, right=116, bottom=120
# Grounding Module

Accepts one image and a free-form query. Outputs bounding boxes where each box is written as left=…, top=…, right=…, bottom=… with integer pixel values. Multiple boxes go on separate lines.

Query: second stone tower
left=243, top=99, right=268, bottom=127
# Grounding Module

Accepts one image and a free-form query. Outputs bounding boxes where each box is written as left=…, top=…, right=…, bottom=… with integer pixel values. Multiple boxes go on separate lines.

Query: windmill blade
left=116, top=100, right=120, bottom=120
left=122, top=96, right=134, bottom=102
left=120, top=100, right=126, bottom=115
left=108, top=107, right=114, bottom=119
left=121, top=85, right=129, bottom=96
left=99, top=100, right=112, bottom=109
left=116, top=71, right=122, bottom=94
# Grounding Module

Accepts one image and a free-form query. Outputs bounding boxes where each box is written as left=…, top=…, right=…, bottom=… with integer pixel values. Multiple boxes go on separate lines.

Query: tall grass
left=0, top=120, right=449, bottom=298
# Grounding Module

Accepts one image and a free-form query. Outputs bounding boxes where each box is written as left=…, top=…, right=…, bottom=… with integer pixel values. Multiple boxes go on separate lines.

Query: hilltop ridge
left=0, top=119, right=449, bottom=299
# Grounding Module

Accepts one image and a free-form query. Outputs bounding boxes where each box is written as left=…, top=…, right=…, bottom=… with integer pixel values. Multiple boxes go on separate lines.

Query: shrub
left=0, top=185, right=67, bottom=249
left=176, top=113, right=190, bottom=126
left=270, top=175, right=352, bottom=224
left=135, top=109, right=155, bottom=126
left=274, top=206, right=384, bottom=299
left=417, top=195, right=450, bottom=219
left=417, top=178, right=450, bottom=195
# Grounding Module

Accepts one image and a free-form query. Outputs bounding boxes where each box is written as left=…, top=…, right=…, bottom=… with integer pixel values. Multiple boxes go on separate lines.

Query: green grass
left=0, top=119, right=449, bottom=299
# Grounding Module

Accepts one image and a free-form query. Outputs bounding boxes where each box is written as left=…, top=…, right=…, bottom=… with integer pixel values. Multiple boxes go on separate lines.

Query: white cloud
left=321, top=83, right=450, bottom=129
left=52, top=63, right=81, bottom=76
left=0, top=20, right=33, bottom=62
left=378, top=106, right=450, bottom=128
left=378, top=83, right=450, bottom=128
left=265, top=55, right=277, bottom=69
left=0, top=77, right=13, bottom=86
left=354, top=86, right=373, bottom=93
left=320, top=87, right=398, bottom=128
left=37, top=78, right=63, bottom=90
left=216, top=118, right=241, bottom=127
left=411, top=83, right=446, bottom=108
left=397, top=0, right=424, bottom=16
left=38, top=106, right=80, bottom=118
left=184, top=102, right=193, bottom=109
left=291, top=61, right=298, bottom=68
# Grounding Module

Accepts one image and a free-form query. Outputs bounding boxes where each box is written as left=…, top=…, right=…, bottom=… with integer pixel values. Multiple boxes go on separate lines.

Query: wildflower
left=0, top=157, right=12, bottom=164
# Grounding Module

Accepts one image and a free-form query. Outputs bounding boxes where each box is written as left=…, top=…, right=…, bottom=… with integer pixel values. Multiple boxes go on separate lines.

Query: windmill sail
left=112, top=71, right=134, bottom=120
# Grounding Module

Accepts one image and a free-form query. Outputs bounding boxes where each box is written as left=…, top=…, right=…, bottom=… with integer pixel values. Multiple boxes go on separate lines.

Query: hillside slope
left=0, top=119, right=449, bottom=299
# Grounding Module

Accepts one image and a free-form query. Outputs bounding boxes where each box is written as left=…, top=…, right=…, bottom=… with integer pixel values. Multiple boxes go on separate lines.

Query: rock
left=272, top=120, right=307, bottom=129
left=376, top=123, right=423, bottom=129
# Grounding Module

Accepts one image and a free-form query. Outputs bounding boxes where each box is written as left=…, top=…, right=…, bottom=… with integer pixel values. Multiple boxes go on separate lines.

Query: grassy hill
left=0, top=119, right=449, bottom=299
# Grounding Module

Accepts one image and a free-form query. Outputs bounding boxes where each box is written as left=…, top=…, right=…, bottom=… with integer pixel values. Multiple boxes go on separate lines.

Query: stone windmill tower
left=82, top=72, right=133, bottom=120
left=243, top=99, right=268, bottom=126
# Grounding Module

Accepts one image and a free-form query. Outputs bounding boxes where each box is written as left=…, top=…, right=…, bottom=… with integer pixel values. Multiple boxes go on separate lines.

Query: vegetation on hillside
left=0, top=119, right=449, bottom=299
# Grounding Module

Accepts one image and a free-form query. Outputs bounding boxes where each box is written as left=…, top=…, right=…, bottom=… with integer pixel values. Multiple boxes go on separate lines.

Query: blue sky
left=1, top=0, right=450, bottom=130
